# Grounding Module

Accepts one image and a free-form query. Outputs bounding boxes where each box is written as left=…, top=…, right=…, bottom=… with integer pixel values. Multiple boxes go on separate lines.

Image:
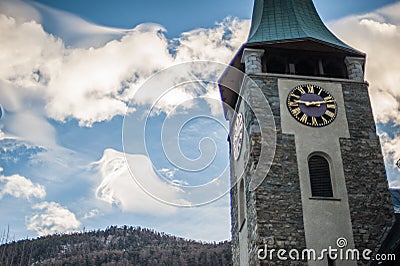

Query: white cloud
left=331, top=2, right=400, bottom=125
left=0, top=15, right=64, bottom=89
left=391, top=180, right=400, bottom=190
left=44, top=23, right=174, bottom=126
left=95, top=149, right=187, bottom=215
left=0, top=169, right=46, bottom=200
left=0, top=0, right=396, bottom=130
left=379, top=132, right=400, bottom=170
left=201, top=83, right=227, bottom=116
left=174, top=18, right=250, bottom=63
left=26, top=201, right=81, bottom=236
left=378, top=131, right=400, bottom=188
left=0, top=0, right=42, bottom=25
left=82, top=209, right=100, bottom=220
left=330, top=3, right=400, bottom=188
left=158, top=168, right=178, bottom=179
left=0, top=3, right=249, bottom=129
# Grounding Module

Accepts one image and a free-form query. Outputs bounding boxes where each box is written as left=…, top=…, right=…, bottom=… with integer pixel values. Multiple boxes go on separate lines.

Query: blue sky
left=0, top=0, right=399, bottom=242
left=30, top=0, right=398, bottom=37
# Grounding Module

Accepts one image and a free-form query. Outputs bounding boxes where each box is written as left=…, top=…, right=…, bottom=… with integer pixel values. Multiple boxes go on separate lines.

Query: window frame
left=307, top=153, right=334, bottom=198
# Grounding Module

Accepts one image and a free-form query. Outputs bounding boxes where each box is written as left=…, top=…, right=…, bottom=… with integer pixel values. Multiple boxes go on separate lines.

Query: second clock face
left=287, top=84, right=337, bottom=127
left=232, top=112, right=244, bottom=160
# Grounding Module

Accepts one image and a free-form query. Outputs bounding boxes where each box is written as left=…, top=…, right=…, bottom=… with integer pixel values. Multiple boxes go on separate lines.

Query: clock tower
left=219, top=0, right=394, bottom=265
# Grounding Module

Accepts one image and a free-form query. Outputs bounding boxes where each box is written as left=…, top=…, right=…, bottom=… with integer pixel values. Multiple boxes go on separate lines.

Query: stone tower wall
left=340, top=82, right=394, bottom=256
left=230, top=75, right=394, bottom=265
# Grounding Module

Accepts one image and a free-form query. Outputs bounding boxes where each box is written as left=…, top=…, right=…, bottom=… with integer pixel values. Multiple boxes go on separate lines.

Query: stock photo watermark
left=257, top=237, right=396, bottom=262
left=122, top=61, right=276, bottom=207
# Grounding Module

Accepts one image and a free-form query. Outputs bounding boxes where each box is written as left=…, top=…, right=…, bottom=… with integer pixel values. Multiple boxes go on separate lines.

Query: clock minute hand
left=295, top=100, right=321, bottom=106
left=309, top=99, right=336, bottom=106
left=295, top=99, right=336, bottom=106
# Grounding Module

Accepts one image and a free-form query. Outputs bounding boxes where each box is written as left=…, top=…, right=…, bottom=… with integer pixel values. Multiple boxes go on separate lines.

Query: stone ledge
left=309, top=197, right=342, bottom=201
left=247, top=72, right=369, bottom=85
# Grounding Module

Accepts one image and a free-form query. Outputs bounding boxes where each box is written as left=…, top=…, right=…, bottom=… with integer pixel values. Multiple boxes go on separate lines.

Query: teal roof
left=248, top=0, right=360, bottom=54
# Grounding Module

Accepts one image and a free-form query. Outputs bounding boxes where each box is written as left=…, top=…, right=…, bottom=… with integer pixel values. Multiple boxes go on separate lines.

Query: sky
left=0, top=0, right=399, bottom=242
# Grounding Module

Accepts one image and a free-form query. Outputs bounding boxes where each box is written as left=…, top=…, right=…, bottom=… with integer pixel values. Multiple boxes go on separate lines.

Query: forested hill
left=0, top=226, right=231, bottom=265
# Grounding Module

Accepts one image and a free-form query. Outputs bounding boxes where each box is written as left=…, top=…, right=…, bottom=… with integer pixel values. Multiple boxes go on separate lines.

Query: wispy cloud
left=82, top=209, right=100, bottom=220
left=0, top=0, right=41, bottom=25
left=95, top=148, right=187, bottom=215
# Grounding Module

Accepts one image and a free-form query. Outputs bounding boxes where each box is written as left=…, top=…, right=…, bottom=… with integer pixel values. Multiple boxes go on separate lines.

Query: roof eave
left=246, top=38, right=365, bottom=57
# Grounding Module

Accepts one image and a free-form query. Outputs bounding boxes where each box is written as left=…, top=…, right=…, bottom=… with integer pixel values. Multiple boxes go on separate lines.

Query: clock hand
left=310, top=99, right=336, bottom=106
left=295, top=100, right=321, bottom=106
left=295, top=100, right=313, bottom=105
left=295, top=99, right=336, bottom=106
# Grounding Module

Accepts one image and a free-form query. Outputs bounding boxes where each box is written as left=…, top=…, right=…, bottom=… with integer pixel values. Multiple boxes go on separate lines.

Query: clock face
left=232, top=112, right=244, bottom=160
left=287, top=84, right=337, bottom=127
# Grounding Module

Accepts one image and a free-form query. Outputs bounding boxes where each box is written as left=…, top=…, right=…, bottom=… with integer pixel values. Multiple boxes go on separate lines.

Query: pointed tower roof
left=247, top=0, right=363, bottom=55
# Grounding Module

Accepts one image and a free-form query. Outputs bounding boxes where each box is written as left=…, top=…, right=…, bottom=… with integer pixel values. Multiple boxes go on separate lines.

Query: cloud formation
left=0, top=0, right=397, bottom=140
left=0, top=167, right=46, bottom=200
left=379, top=132, right=400, bottom=185
left=26, top=201, right=81, bottom=236
left=0, top=0, right=249, bottom=128
left=331, top=2, right=400, bottom=125
left=329, top=2, right=400, bottom=188
left=95, top=149, right=187, bottom=215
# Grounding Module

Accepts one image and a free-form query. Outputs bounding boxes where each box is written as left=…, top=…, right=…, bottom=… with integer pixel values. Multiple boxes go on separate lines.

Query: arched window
left=308, top=155, right=333, bottom=197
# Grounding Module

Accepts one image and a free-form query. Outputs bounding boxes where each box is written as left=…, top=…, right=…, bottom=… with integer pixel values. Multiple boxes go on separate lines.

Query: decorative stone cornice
left=345, top=57, right=365, bottom=82
left=241, top=48, right=264, bottom=74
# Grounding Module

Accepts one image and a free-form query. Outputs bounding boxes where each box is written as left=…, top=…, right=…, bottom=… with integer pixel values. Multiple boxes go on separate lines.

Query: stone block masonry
left=230, top=75, right=394, bottom=265
left=340, top=81, right=394, bottom=261
left=345, top=57, right=365, bottom=82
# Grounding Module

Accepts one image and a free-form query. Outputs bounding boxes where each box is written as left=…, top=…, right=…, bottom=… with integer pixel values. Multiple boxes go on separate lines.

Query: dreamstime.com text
left=257, top=237, right=396, bottom=262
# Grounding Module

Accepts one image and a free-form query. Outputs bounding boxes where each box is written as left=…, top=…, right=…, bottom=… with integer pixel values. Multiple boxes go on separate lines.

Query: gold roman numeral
left=325, top=110, right=335, bottom=118
left=300, top=114, right=308, bottom=123
left=312, top=117, right=318, bottom=126
left=290, top=93, right=300, bottom=99
left=318, top=88, right=323, bottom=95
left=327, top=104, right=336, bottom=109
left=297, top=87, right=306, bottom=95
left=324, top=96, right=333, bottom=101
left=321, top=116, right=328, bottom=124
left=289, top=101, right=299, bottom=107
left=291, top=107, right=301, bottom=116
left=307, top=85, right=314, bottom=93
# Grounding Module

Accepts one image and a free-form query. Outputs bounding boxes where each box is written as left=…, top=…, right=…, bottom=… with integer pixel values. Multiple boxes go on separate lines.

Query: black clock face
left=287, top=84, right=337, bottom=127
